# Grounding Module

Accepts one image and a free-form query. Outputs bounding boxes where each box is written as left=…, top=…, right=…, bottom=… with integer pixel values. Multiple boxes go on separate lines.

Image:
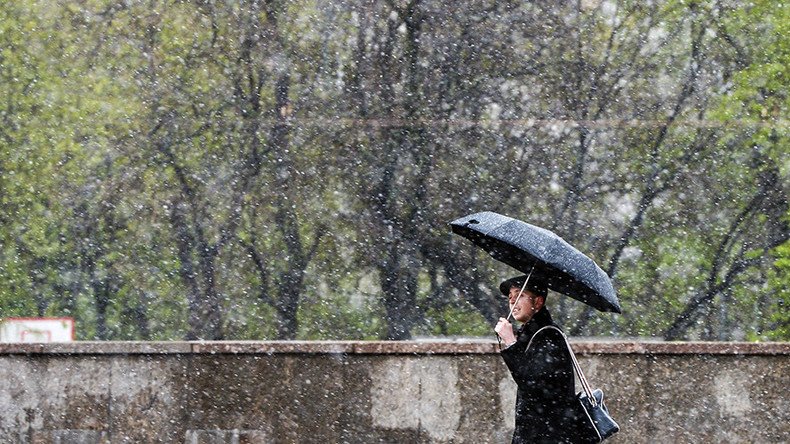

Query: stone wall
left=1, top=341, right=788, bottom=443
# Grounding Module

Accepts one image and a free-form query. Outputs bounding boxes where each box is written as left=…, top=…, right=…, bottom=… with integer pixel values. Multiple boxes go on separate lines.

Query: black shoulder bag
left=529, top=326, right=621, bottom=443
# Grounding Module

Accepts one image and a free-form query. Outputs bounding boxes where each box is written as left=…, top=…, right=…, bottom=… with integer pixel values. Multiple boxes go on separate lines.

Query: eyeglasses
left=506, top=289, right=536, bottom=301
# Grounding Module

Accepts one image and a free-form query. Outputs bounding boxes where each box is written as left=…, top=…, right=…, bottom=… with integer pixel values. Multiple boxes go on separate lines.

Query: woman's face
left=507, top=287, right=543, bottom=323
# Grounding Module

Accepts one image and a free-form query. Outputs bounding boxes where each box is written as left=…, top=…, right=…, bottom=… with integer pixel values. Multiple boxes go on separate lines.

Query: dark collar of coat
left=518, top=307, right=556, bottom=341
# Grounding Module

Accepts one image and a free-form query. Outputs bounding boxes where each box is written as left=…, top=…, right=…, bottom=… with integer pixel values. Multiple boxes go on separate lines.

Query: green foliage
left=714, top=1, right=789, bottom=122
left=417, top=305, right=492, bottom=338
left=764, top=238, right=790, bottom=340
left=0, top=0, right=787, bottom=341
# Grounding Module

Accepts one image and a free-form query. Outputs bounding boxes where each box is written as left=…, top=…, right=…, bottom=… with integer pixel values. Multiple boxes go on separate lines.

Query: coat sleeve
left=500, top=327, right=574, bottom=396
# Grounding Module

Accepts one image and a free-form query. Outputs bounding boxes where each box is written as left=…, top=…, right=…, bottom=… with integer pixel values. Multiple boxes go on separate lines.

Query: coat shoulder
left=527, top=326, right=570, bottom=359
left=530, top=325, right=566, bottom=346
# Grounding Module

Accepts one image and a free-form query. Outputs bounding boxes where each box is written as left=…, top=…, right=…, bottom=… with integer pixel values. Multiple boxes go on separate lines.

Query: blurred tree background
left=0, top=0, right=787, bottom=341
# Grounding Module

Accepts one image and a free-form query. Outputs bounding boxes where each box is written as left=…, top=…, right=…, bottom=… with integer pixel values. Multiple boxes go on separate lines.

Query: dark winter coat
left=500, top=307, right=585, bottom=443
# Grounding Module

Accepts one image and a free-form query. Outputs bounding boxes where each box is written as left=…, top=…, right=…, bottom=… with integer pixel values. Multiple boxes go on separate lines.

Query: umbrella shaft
left=506, top=266, right=534, bottom=322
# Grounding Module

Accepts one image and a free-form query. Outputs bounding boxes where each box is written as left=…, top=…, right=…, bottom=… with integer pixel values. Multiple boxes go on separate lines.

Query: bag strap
left=525, top=325, right=598, bottom=407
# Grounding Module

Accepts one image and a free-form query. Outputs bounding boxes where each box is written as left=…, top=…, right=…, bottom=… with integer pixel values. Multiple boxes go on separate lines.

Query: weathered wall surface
left=1, top=341, right=788, bottom=443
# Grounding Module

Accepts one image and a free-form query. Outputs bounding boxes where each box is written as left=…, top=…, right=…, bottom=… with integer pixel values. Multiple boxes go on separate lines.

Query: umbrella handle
left=497, top=263, right=535, bottom=349
left=505, top=265, right=535, bottom=322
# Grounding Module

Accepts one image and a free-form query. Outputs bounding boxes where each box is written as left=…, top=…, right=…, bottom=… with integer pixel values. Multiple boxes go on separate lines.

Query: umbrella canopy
left=450, top=211, right=621, bottom=313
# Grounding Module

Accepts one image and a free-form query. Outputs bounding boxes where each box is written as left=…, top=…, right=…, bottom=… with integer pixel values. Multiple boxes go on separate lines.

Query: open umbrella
left=450, top=211, right=621, bottom=313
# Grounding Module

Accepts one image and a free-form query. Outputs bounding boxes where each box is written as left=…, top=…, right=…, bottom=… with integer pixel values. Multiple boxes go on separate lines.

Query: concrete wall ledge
left=2, top=340, right=788, bottom=442
left=1, top=340, right=788, bottom=355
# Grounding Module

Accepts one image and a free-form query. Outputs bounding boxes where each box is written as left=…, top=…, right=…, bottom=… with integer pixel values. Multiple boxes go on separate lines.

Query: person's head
left=500, top=274, right=548, bottom=323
